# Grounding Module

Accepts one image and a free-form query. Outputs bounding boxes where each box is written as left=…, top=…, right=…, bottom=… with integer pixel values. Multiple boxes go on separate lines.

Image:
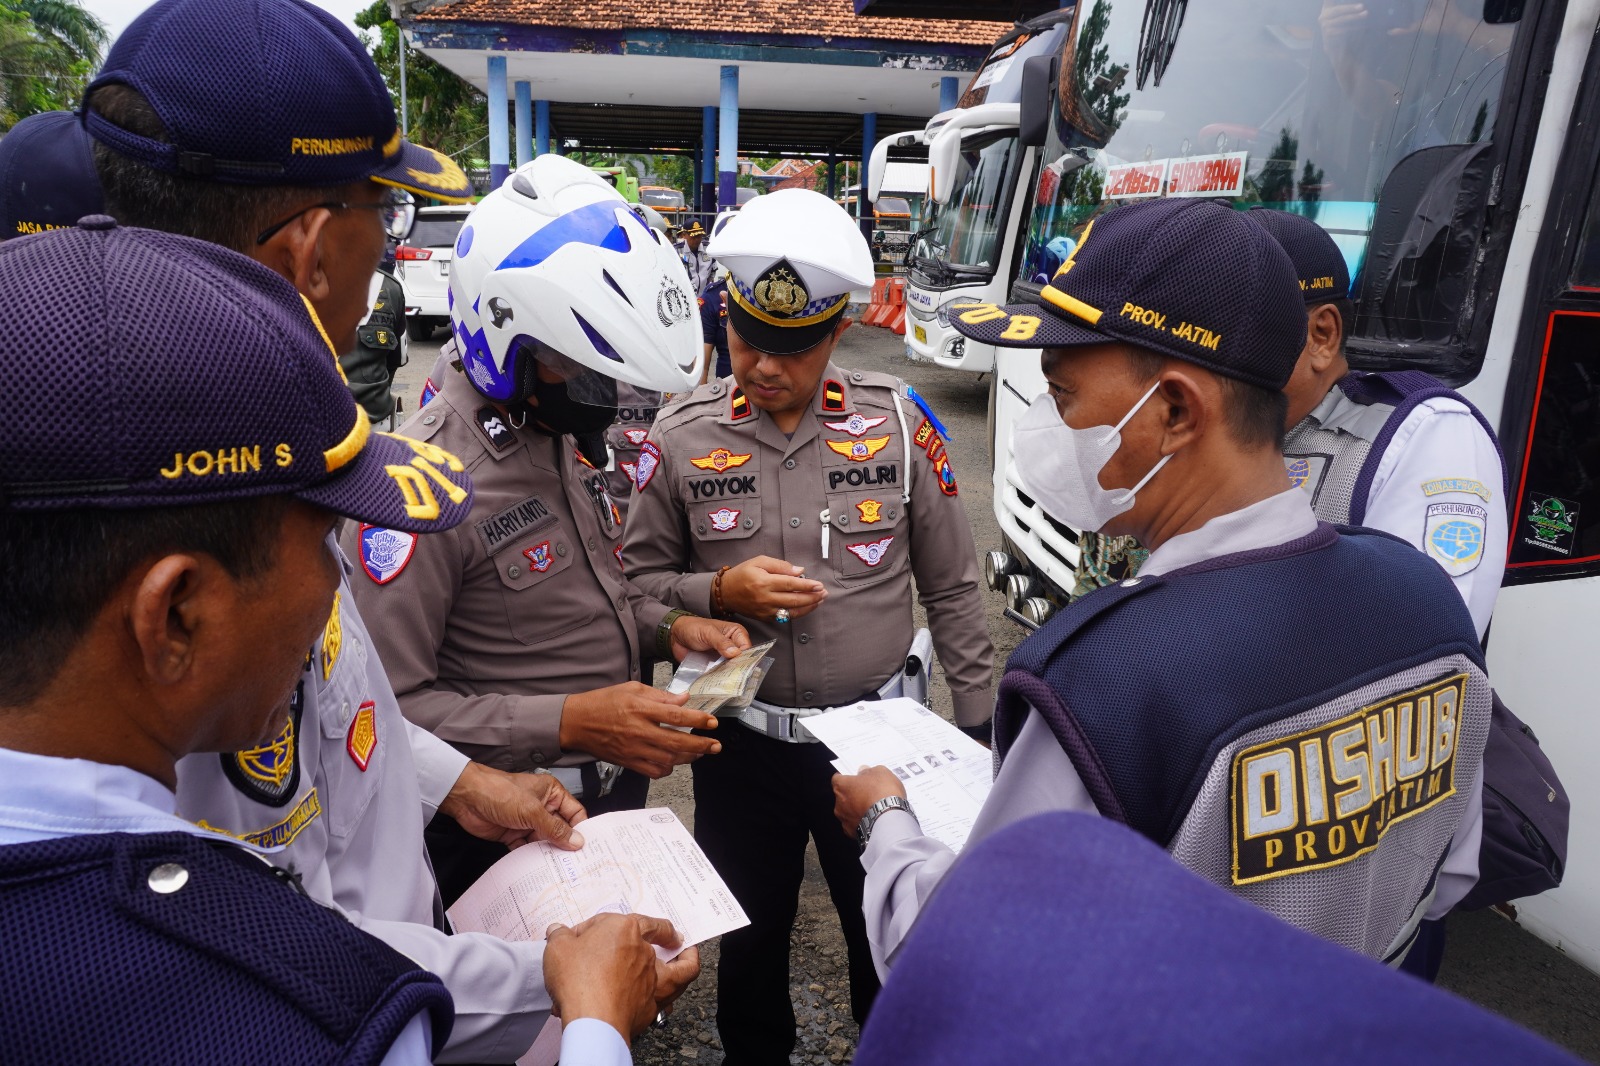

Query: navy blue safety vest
left=0, top=831, right=453, bottom=1063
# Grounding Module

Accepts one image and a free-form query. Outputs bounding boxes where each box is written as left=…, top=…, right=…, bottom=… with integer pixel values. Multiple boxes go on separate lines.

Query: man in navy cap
left=74, top=0, right=695, bottom=1058
left=1250, top=208, right=1506, bottom=640
left=834, top=198, right=1489, bottom=979
left=0, top=218, right=680, bottom=1066
left=0, top=110, right=102, bottom=237
left=852, top=813, right=1581, bottom=1066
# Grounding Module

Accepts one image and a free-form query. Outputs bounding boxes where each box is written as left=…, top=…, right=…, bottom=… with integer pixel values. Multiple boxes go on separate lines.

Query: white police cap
left=712, top=188, right=875, bottom=355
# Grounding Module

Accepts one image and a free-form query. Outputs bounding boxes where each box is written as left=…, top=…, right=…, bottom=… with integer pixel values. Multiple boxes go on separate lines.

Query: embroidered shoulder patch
left=1231, top=672, right=1467, bottom=885
left=346, top=700, right=378, bottom=771
left=635, top=441, right=662, bottom=491
left=319, top=591, right=342, bottom=681
left=935, top=452, right=958, bottom=496
left=1421, top=477, right=1491, bottom=502
left=419, top=377, right=439, bottom=407
left=846, top=536, right=895, bottom=567
left=360, top=524, right=417, bottom=584
left=1424, top=502, right=1487, bottom=576
left=913, top=419, right=936, bottom=450
left=197, top=788, right=322, bottom=850
left=220, top=682, right=303, bottom=808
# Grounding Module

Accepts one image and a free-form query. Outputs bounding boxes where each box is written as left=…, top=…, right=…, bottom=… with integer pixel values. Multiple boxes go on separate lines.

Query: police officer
left=79, top=2, right=690, bottom=1059
left=678, top=219, right=714, bottom=295
left=699, top=268, right=732, bottom=384
left=835, top=198, right=1489, bottom=979
left=344, top=155, right=751, bottom=903
left=602, top=382, right=664, bottom=524
left=1250, top=208, right=1506, bottom=638
left=624, top=188, right=995, bottom=1063
left=0, top=110, right=101, bottom=237
left=343, top=266, right=410, bottom=431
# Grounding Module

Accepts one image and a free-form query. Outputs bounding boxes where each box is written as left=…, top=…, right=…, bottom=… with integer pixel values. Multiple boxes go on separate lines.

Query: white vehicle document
left=806, top=697, right=994, bottom=854
left=447, top=808, right=749, bottom=960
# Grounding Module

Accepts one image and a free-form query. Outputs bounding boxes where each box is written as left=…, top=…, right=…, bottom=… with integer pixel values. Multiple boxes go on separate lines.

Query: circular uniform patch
left=220, top=681, right=303, bottom=808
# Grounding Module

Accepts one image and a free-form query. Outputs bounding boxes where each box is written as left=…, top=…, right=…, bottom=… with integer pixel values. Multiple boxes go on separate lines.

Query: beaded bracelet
left=712, top=565, right=732, bottom=616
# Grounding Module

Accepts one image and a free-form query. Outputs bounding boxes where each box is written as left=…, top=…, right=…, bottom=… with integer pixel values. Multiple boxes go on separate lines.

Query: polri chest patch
left=476, top=494, right=556, bottom=555
left=220, top=681, right=304, bottom=808
left=1231, top=672, right=1467, bottom=885
left=360, top=525, right=417, bottom=585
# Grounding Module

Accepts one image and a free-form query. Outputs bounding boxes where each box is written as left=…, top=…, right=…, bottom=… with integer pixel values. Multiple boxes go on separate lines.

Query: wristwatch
left=656, top=608, right=689, bottom=661
left=856, top=795, right=916, bottom=849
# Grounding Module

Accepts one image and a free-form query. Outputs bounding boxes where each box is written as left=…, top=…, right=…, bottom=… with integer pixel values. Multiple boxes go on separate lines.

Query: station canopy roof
left=853, top=0, right=1057, bottom=17
left=405, top=0, right=1012, bottom=156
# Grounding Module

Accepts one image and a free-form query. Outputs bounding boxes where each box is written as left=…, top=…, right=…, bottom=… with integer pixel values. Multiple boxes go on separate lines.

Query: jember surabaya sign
left=1105, top=151, right=1249, bottom=200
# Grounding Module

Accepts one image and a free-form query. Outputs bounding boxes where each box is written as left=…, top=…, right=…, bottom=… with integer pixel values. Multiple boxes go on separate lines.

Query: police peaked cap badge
left=0, top=218, right=475, bottom=534
left=713, top=188, right=875, bottom=355
left=948, top=199, right=1307, bottom=391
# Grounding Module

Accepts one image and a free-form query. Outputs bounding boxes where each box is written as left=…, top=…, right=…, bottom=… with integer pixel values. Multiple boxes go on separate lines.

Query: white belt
left=732, top=629, right=933, bottom=744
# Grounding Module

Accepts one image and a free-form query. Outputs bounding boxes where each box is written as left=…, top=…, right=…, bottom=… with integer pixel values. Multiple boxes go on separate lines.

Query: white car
left=395, top=205, right=472, bottom=341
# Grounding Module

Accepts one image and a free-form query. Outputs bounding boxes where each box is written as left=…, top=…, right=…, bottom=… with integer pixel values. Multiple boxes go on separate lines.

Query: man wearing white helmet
left=344, top=156, right=752, bottom=904
left=623, top=189, right=994, bottom=1063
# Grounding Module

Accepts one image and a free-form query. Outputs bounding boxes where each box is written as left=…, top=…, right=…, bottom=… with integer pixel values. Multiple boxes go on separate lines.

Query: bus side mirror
left=1020, top=55, right=1057, bottom=148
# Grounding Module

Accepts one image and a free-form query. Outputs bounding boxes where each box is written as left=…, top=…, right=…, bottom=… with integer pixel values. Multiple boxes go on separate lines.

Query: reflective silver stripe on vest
left=1282, top=390, right=1396, bottom=524
left=1166, top=652, right=1490, bottom=961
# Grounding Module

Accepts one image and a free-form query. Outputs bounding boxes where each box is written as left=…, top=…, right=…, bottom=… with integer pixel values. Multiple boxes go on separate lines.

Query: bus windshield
left=1019, top=0, right=1522, bottom=369
left=913, top=131, right=1023, bottom=284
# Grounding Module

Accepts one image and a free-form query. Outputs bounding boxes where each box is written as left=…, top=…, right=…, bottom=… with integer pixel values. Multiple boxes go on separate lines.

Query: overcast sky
left=85, top=0, right=375, bottom=51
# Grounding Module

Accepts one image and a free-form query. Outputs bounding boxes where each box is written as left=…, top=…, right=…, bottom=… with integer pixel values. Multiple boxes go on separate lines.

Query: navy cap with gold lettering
left=0, top=217, right=473, bottom=532
left=950, top=199, right=1306, bottom=391
left=84, top=0, right=472, bottom=204
left=1247, top=207, right=1352, bottom=305
left=0, top=111, right=102, bottom=240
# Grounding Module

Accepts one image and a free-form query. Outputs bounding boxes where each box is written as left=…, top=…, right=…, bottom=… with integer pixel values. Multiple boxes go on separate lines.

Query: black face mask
left=518, top=374, right=618, bottom=438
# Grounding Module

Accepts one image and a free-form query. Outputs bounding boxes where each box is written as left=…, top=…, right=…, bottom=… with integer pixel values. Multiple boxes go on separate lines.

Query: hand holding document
left=667, top=640, right=777, bottom=715
left=806, top=698, right=994, bottom=854
left=447, top=807, right=749, bottom=959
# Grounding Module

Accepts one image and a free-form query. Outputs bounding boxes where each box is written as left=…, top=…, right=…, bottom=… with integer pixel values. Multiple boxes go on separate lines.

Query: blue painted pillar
left=860, top=112, right=877, bottom=240
left=514, top=81, right=532, bottom=167
left=701, top=105, right=717, bottom=214
left=718, top=66, right=739, bottom=214
left=535, top=99, right=551, bottom=156
left=487, top=56, right=509, bottom=190
left=940, top=76, right=960, bottom=113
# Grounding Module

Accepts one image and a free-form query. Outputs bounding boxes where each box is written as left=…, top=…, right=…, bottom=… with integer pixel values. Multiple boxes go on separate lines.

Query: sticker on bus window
left=1521, top=493, right=1581, bottom=557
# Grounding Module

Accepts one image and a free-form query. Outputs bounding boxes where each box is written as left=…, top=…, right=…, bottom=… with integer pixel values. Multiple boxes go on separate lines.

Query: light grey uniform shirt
left=860, top=489, right=1484, bottom=977
left=175, top=542, right=551, bottom=1063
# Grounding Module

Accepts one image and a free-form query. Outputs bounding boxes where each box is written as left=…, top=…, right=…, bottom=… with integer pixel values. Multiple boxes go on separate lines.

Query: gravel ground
left=396, top=321, right=1600, bottom=1065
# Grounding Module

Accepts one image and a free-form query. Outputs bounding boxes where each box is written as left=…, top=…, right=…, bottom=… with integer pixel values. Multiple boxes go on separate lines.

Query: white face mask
left=1011, top=381, right=1174, bottom=532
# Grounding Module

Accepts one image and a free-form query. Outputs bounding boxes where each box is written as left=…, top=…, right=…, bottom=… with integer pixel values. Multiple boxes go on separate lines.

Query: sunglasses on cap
left=255, top=187, right=416, bottom=246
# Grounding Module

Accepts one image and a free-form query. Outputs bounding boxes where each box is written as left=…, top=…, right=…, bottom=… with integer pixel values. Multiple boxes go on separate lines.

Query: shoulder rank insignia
left=824, top=413, right=888, bottom=437
left=360, top=524, right=417, bottom=585
left=691, top=448, right=753, bottom=472
left=905, top=385, right=951, bottom=441
left=827, top=435, right=891, bottom=463
left=220, top=681, right=303, bottom=808
left=419, top=377, right=439, bottom=408
left=822, top=379, right=847, bottom=413
left=846, top=536, right=895, bottom=567
left=346, top=700, right=377, bottom=771
left=729, top=387, right=752, bottom=421
left=635, top=442, right=662, bottom=491
left=856, top=499, right=883, bottom=524
left=319, top=591, right=342, bottom=681
left=477, top=406, right=515, bottom=450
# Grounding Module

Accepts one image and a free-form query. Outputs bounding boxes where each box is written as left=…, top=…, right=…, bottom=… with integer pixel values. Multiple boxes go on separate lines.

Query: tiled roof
left=415, top=0, right=1013, bottom=48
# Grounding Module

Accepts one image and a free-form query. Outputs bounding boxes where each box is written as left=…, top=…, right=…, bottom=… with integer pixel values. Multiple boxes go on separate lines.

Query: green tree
left=1073, top=0, right=1130, bottom=138
left=355, top=0, right=485, bottom=168
left=0, top=0, right=106, bottom=130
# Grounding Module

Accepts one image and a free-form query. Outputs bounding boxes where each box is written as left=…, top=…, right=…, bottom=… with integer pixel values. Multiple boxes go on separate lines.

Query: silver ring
left=652, top=1010, right=668, bottom=1029
left=775, top=608, right=790, bottom=624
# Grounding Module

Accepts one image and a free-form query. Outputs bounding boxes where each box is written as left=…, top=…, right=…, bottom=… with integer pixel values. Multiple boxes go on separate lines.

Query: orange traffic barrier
left=886, top=304, right=906, bottom=335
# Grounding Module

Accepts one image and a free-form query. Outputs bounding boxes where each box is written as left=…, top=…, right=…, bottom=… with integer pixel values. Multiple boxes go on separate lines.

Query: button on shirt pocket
left=830, top=488, right=905, bottom=584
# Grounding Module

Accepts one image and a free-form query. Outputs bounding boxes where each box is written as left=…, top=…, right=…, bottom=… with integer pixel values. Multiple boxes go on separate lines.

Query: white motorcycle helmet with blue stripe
left=448, top=155, right=703, bottom=420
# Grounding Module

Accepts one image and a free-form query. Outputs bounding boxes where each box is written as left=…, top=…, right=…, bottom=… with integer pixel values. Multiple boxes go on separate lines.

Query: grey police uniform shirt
left=603, top=382, right=663, bottom=522
left=174, top=545, right=551, bottom=1063
left=1284, top=387, right=1506, bottom=639
left=859, top=489, right=1485, bottom=978
left=623, top=367, right=994, bottom=723
left=342, top=348, right=671, bottom=776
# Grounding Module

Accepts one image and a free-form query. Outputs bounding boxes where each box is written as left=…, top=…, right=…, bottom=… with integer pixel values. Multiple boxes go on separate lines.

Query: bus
left=589, top=165, right=640, bottom=203
left=978, top=0, right=1600, bottom=974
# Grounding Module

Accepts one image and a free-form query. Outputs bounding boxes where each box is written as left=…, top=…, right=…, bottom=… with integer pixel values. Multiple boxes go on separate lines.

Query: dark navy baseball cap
left=0, top=216, right=473, bottom=532
left=0, top=111, right=103, bottom=239
left=950, top=199, right=1307, bottom=391
left=854, top=813, right=1583, bottom=1066
left=1249, top=207, right=1352, bottom=304
left=84, top=0, right=472, bottom=204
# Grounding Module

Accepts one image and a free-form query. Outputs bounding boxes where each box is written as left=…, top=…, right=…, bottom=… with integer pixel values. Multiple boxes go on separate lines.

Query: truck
left=867, top=10, right=1075, bottom=373
left=973, top=0, right=1600, bottom=975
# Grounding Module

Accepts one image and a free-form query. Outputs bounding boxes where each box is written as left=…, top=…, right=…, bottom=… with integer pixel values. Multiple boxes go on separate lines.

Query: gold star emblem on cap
left=752, top=259, right=809, bottom=317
